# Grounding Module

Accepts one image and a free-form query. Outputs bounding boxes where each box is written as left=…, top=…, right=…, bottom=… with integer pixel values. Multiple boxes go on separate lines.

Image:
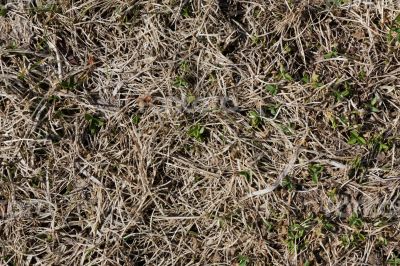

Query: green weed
left=348, top=130, right=366, bottom=145
left=238, top=255, right=249, bottom=266
left=348, top=213, right=363, bottom=228
left=324, top=49, right=338, bottom=59
left=188, top=124, right=206, bottom=141
left=248, top=110, right=261, bottom=127
left=0, top=5, right=8, bottom=16
left=131, top=114, right=140, bottom=125
left=309, top=163, right=324, bottom=184
left=333, top=82, right=351, bottom=102
left=265, top=84, right=278, bottom=96
left=85, top=114, right=105, bottom=135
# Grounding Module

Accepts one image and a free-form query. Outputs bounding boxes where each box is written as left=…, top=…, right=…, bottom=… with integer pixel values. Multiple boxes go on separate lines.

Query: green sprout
left=265, top=84, right=278, bottom=96
left=324, top=49, right=338, bottom=59
left=131, top=114, right=140, bottom=125
left=174, top=76, right=189, bottom=88
left=348, top=130, right=366, bottom=145
left=333, top=82, right=351, bottom=102
left=238, top=255, right=249, bottom=266
left=248, top=110, right=261, bottom=127
left=188, top=123, right=206, bottom=141
left=309, top=163, right=324, bottom=184
left=85, top=114, right=105, bottom=135
left=348, top=213, right=363, bottom=228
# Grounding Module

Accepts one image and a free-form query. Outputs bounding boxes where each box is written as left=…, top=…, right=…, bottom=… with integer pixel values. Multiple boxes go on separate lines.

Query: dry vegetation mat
left=1, top=0, right=400, bottom=265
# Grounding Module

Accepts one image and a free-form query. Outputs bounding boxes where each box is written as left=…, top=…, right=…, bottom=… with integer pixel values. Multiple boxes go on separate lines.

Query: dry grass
left=1, top=0, right=400, bottom=265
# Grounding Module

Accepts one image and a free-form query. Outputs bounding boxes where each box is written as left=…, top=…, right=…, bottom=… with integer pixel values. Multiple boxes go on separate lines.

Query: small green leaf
left=263, top=104, right=279, bottom=117
left=265, top=84, right=278, bottom=96
left=187, top=94, right=196, bottom=105
left=302, top=74, right=310, bottom=84
left=181, top=6, right=190, bottom=18
left=358, top=70, right=366, bottom=80
left=174, top=76, right=188, bottom=88
left=348, top=130, right=366, bottom=145
left=324, top=49, right=338, bottom=59
left=282, top=177, right=294, bottom=191
left=348, top=213, right=363, bottom=228
left=309, top=164, right=324, bottom=184
left=333, top=83, right=351, bottom=102
left=179, top=61, right=189, bottom=72
left=59, top=77, right=77, bottom=90
left=0, top=5, right=8, bottom=16
left=239, top=171, right=252, bottom=181
left=279, top=65, right=293, bottom=81
left=379, top=142, right=389, bottom=152
left=248, top=110, right=261, bottom=127
left=188, top=124, right=205, bottom=141
left=388, top=257, right=400, bottom=266
left=131, top=114, right=140, bottom=125
left=238, top=255, right=249, bottom=266
left=85, top=114, right=105, bottom=135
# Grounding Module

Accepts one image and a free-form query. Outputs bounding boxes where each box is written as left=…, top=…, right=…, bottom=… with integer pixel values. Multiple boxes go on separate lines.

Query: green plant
left=30, top=3, right=60, bottom=14
left=333, top=82, right=351, bottom=101
left=186, top=94, right=196, bottom=105
left=173, top=76, right=189, bottom=88
left=6, top=41, right=18, bottom=50
left=309, top=163, right=324, bottom=184
left=265, top=84, right=278, bottom=96
left=238, top=255, right=249, bottom=266
left=340, top=232, right=366, bottom=248
left=280, top=123, right=294, bottom=135
left=329, top=115, right=338, bottom=129
left=263, top=104, right=279, bottom=117
left=301, top=73, right=321, bottom=87
left=319, top=216, right=335, bottom=231
left=358, top=70, right=366, bottom=80
left=279, top=65, right=293, bottom=81
left=388, top=27, right=400, bottom=43
left=327, top=0, right=347, bottom=7
left=85, top=114, right=105, bottom=135
left=338, top=115, right=350, bottom=127
left=389, top=14, right=400, bottom=44
left=287, top=219, right=311, bottom=253
left=388, top=256, right=400, bottom=266
left=263, top=220, right=274, bottom=232
left=131, top=114, right=140, bottom=125
left=310, top=73, right=322, bottom=88
left=59, top=76, right=77, bottom=90
left=251, top=35, right=260, bottom=45
left=283, top=43, right=292, bottom=54
left=282, top=177, right=295, bottom=191
left=0, top=5, right=8, bottom=16
left=377, top=236, right=388, bottom=247
left=179, top=61, right=189, bottom=72
left=48, top=95, right=60, bottom=103
left=324, top=49, right=338, bottom=59
left=181, top=6, right=190, bottom=18
left=378, top=140, right=390, bottom=152
left=248, top=110, right=261, bottom=127
left=348, top=213, right=363, bottom=228
left=188, top=124, right=205, bottom=141
left=239, top=170, right=252, bottom=182
left=348, top=130, right=366, bottom=145
left=370, top=134, right=391, bottom=153
left=327, top=188, right=337, bottom=201
left=289, top=223, right=306, bottom=239
left=366, top=96, right=380, bottom=113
